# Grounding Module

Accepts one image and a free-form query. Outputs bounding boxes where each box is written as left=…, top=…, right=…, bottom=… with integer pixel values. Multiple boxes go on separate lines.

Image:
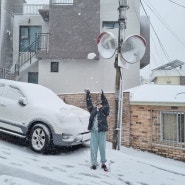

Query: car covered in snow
left=0, top=79, right=90, bottom=153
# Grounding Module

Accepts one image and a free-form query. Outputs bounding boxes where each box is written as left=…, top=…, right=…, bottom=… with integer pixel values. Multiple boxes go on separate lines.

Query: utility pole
left=96, top=0, right=146, bottom=150
left=112, top=0, right=129, bottom=150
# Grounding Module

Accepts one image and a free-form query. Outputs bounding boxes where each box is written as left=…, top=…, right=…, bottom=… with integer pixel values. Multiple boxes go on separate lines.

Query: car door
left=0, top=85, right=27, bottom=134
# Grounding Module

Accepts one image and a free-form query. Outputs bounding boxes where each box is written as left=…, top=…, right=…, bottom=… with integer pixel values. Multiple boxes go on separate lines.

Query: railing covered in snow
left=51, top=0, right=73, bottom=5
left=0, top=68, right=14, bottom=80
left=18, top=33, right=49, bottom=67
left=13, top=4, right=49, bottom=15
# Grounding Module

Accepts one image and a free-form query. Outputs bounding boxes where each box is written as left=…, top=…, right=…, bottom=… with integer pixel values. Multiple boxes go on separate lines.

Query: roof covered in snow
left=124, top=84, right=185, bottom=106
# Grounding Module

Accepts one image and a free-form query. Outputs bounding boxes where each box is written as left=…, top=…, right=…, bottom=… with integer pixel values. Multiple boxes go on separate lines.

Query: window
left=102, top=21, right=119, bottom=29
left=166, top=80, right=171, bottom=84
left=19, top=26, right=42, bottom=52
left=161, top=111, right=185, bottom=143
left=21, top=27, right=29, bottom=39
left=178, top=114, right=185, bottom=142
left=28, top=72, right=38, bottom=84
left=2, top=85, right=24, bottom=100
left=51, top=62, right=59, bottom=72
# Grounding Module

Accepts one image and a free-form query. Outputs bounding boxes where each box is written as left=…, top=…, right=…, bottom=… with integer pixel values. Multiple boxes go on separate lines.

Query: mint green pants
left=90, top=130, right=107, bottom=165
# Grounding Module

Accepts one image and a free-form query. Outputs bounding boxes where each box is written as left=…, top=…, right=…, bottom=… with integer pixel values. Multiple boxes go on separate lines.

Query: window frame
left=161, top=111, right=185, bottom=143
left=51, top=62, right=59, bottom=72
left=102, top=21, right=119, bottom=29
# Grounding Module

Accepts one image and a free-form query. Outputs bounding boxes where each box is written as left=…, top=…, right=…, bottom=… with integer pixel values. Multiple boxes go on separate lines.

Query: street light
left=97, top=0, right=146, bottom=150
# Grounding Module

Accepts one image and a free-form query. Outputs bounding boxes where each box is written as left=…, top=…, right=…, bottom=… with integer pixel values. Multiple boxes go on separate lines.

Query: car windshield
left=17, top=82, right=66, bottom=107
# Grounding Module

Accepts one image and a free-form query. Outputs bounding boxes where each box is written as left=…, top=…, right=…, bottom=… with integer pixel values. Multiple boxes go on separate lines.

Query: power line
left=140, top=0, right=171, bottom=62
left=141, top=0, right=185, bottom=77
left=144, top=0, right=185, bottom=48
left=131, top=0, right=167, bottom=67
left=168, top=0, right=185, bottom=9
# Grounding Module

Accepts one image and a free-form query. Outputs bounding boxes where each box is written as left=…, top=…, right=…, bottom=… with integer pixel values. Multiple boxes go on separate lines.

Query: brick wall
left=127, top=101, right=185, bottom=161
left=58, top=92, right=185, bottom=161
left=58, top=92, right=116, bottom=143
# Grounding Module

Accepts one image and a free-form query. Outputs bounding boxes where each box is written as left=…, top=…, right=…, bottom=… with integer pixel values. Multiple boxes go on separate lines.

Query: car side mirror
left=18, top=97, right=27, bottom=106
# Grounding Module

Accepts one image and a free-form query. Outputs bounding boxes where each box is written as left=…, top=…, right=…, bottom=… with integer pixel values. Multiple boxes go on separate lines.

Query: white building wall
left=39, top=58, right=115, bottom=94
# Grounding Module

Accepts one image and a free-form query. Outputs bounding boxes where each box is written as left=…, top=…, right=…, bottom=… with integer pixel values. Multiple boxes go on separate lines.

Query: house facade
left=11, top=0, right=150, bottom=94
left=151, top=60, right=185, bottom=85
left=56, top=83, right=185, bottom=161
left=123, top=84, right=185, bottom=161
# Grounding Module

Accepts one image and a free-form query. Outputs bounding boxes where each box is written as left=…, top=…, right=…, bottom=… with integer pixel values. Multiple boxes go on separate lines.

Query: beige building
left=151, top=60, right=185, bottom=85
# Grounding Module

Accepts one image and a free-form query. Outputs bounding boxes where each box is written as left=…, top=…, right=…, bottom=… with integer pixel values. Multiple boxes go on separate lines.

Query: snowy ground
left=0, top=135, right=185, bottom=185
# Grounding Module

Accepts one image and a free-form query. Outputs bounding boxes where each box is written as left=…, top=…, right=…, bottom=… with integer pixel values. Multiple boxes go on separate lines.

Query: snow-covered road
left=0, top=135, right=185, bottom=185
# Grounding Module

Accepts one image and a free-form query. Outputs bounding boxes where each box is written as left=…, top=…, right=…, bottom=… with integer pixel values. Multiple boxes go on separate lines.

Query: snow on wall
left=125, top=84, right=185, bottom=104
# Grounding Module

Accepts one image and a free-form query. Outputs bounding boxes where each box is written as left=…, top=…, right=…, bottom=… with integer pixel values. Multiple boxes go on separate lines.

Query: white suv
left=0, top=79, right=90, bottom=153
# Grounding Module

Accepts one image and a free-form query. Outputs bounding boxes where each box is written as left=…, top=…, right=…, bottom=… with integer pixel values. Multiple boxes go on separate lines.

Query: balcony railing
left=18, top=33, right=49, bottom=67
left=0, top=68, right=14, bottom=80
left=51, top=0, right=73, bottom=5
left=36, top=33, right=49, bottom=52
left=13, top=4, right=49, bottom=15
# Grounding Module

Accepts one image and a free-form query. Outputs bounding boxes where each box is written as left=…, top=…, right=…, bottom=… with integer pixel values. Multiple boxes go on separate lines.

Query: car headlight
left=62, top=133, right=74, bottom=141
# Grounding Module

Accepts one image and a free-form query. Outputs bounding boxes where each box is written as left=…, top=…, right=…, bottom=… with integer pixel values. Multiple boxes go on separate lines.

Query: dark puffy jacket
left=86, top=92, right=109, bottom=132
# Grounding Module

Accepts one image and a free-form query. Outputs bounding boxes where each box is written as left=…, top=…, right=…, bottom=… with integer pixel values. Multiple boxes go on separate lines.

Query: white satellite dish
left=121, top=35, right=146, bottom=64
left=97, top=32, right=117, bottom=59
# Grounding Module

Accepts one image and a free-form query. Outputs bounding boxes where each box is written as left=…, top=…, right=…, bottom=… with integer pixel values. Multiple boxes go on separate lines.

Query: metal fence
left=36, top=33, right=49, bottom=52
left=0, top=68, right=14, bottom=80
left=18, top=33, right=49, bottom=67
left=51, top=0, right=73, bottom=5
left=13, top=4, right=49, bottom=15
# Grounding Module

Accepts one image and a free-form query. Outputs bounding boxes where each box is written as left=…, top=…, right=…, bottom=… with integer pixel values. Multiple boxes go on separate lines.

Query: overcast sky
left=140, top=0, right=185, bottom=78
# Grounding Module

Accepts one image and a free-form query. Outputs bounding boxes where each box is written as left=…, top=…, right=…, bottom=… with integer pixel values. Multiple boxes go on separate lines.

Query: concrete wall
left=38, top=58, right=115, bottom=94
left=0, top=0, right=24, bottom=70
left=47, top=0, right=100, bottom=59
left=0, top=0, right=13, bottom=69
left=155, top=76, right=180, bottom=85
left=140, top=16, right=150, bottom=69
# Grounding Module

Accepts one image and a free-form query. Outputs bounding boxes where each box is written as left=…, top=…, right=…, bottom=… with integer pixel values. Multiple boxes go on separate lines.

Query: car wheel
left=29, top=124, right=51, bottom=153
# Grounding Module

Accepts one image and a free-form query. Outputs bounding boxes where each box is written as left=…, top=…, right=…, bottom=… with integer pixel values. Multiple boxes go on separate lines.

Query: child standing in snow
left=85, top=89, right=110, bottom=171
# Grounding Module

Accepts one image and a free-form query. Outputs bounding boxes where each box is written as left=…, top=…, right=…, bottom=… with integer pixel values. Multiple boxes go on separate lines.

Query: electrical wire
left=139, top=0, right=173, bottom=82
left=124, top=0, right=184, bottom=81
left=144, top=0, right=185, bottom=48
left=131, top=0, right=164, bottom=67
left=141, top=0, right=185, bottom=77
left=168, top=0, right=185, bottom=9
left=140, top=0, right=171, bottom=62
left=130, top=0, right=167, bottom=81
